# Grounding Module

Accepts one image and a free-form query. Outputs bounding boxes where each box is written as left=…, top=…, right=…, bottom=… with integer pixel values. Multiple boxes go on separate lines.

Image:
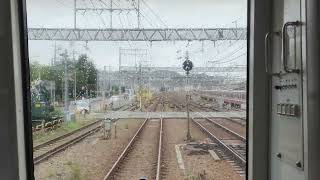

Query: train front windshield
left=26, top=0, right=248, bottom=179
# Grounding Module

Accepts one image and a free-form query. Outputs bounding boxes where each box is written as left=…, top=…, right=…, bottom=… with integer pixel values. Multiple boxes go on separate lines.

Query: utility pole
left=201, top=41, right=205, bottom=67
left=53, top=41, right=57, bottom=65
left=137, top=0, right=140, bottom=28
left=73, top=50, right=76, bottom=103
left=96, top=71, right=99, bottom=98
left=119, top=48, right=122, bottom=72
left=232, top=20, right=238, bottom=38
left=51, top=42, right=57, bottom=99
left=148, top=71, right=151, bottom=96
left=63, top=51, right=70, bottom=121
left=110, top=0, right=113, bottom=28
left=103, top=66, right=107, bottom=111
left=74, top=0, right=77, bottom=29
left=232, top=20, right=238, bottom=29
left=139, top=62, right=142, bottom=111
left=53, top=82, right=56, bottom=107
left=50, top=81, right=53, bottom=105
left=108, top=65, right=111, bottom=93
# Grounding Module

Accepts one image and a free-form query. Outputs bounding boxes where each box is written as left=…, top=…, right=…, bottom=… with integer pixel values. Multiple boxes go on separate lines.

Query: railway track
left=211, top=117, right=246, bottom=137
left=201, top=116, right=246, bottom=141
left=229, top=117, right=247, bottom=126
left=190, top=102, right=219, bottom=112
left=192, top=117, right=246, bottom=176
left=104, top=96, right=164, bottom=180
left=33, top=120, right=102, bottom=165
left=160, top=93, right=247, bottom=177
left=146, top=96, right=162, bottom=112
left=118, top=103, right=139, bottom=111
left=103, top=118, right=163, bottom=180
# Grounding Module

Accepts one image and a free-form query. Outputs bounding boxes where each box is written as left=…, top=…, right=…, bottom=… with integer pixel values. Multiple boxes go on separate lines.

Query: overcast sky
left=26, top=0, right=247, bottom=71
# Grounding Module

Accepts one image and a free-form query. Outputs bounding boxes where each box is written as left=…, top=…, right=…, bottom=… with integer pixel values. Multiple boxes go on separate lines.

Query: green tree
left=112, top=85, right=119, bottom=95
left=75, top=54, right=97, bottom=98
left=50, top=50, right=74, bottom=102
left=30, top=52, right=98, bottom=102
left=30, top=61, right=55, bottom=82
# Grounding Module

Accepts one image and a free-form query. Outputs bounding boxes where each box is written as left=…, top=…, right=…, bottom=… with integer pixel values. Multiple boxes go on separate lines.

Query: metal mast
left=62, top=51, right=70, bottom=121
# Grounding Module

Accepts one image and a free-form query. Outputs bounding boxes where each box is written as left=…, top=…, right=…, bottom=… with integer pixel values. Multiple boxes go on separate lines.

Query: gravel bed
left=113, top=119, right=160, bottom=179
left=212, top=118, right=246, bottom=138
left=34, top=119, right=143, bottom=180
left=196, top=119, right=236, bottom=140
left=183, top=119, right=244, bottom=180
left=229, top=117, right=247, bottom=126
left=34, top=117, right=245, bottom=180
left=183, top=152, right=243, bottom=180
left=161, top=118, right=207, bottom=180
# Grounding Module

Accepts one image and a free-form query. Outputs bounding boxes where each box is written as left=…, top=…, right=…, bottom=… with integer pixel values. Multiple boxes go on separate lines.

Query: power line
left=210, top=17, right=244, bottom=53
left=88, top=0, right=109, bottom=28
left=78, top=0, right=103, bottom=28
left=55, top=0, right=73, bottom=8
left=215, top=52, right=246, bottom=65
left=140, top=0, right=168, bottom=28
left=211, top=42, right=246, bottom=62
left=131, top=1, right=157, bottom=28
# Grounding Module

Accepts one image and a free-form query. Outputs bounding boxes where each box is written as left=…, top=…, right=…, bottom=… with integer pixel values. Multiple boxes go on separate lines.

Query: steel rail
left=227, top=117, right=247, bottom=126
left=103, top=118, right=149, bottom=180
left=191, top=102, right=220, bottom=112
left=156, top=118, right=163, bottom=180
left=33, top=125, right=101, bottom=164
left=192, top=118, right=246, bottom=167
left=33, top=120, right=102, bottom=150
left=203, top=116, right=246, bottom=142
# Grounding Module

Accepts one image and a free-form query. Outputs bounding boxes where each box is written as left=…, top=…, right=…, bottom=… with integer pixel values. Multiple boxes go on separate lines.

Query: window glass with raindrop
left=26, top=0, right=247, bottom=179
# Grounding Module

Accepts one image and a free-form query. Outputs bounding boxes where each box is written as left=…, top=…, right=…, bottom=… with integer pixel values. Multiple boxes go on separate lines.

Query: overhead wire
left=209, top=17, right=245, bottom=57
left=140, top=0, right=168, bottom=28
left=215, top=52, right=246, bottom=65
left=110, top=1, right=134, bottom=47
left=131, top=0, right=158, bottom=28
left=88, top=0, right=109, bottom=28
left=207, top=17, right=247, bottom=66
left=211, top=42, right=246, bottom=62
left=137, top=6, right=161, bottom=27
left=55, top=0, right=73, bottom=8
left=80, top=0, right=102, bottom=28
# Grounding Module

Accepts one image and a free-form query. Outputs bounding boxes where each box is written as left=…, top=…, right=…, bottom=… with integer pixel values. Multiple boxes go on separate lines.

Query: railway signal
left=182, top=56, right=193, bottom=74
left=182, top=52, right=193, bottom=141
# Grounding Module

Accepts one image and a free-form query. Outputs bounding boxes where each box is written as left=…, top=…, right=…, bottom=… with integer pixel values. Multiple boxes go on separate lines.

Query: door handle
left=282, top=21, right=302, bottom=73
left=265, top=31, right=280, bottom=75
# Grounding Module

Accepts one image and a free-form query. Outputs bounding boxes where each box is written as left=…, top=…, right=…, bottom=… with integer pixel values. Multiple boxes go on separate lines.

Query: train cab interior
left=0, top=0, right=320, bottom=179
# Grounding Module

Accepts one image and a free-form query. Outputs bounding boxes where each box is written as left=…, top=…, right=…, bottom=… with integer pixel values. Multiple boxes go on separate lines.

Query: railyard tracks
left=103, top=118, right=164, bottom=180
left=192, top=117, right=246, bottom=176
left=33, top=120, right=102, bottom=165
left=202, top=116, right=246, bottom=142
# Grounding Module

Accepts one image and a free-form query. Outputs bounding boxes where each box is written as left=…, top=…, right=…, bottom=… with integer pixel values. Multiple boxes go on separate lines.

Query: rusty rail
left=33, top=120, right=101, bottom=150
left=192, top=118, right=246, bottom=168
left=195, top=112, right=246, bottom=142
left=205, top=117, right=246, bottom=142
left=103, top=118, right=149, bottom=180
left=33, top=124, right=101, bottom=164
left=156, top=118, right=163, bottom=180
